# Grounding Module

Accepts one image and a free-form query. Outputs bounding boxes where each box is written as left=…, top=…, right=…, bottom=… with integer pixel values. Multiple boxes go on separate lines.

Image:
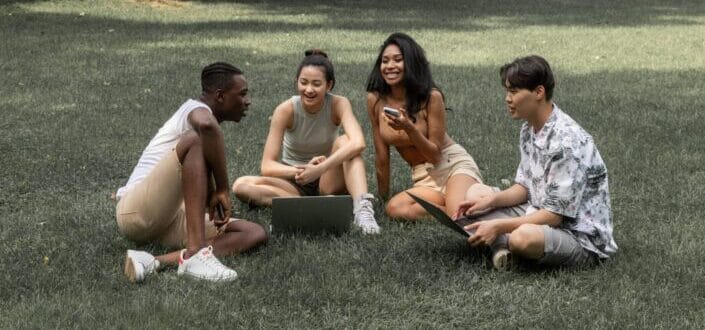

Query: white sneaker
left=124, top=250, right=160, bottom=283
left=492, top=248, right=515, bottom=271
left=177, top=246, right=238, bottom=282
left=354, top=195, right=381, bottom=234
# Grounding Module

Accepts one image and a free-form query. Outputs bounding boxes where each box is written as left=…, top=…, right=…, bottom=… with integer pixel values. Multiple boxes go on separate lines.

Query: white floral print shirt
left=515, top=105, right=618, bottom=258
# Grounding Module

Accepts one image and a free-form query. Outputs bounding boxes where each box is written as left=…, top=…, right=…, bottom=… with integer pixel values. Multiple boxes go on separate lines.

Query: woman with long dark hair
left=366, top=33, right=486, bottom=220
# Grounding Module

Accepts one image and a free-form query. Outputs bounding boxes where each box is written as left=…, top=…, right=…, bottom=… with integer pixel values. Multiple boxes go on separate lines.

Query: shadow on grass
left=194, top=0, right=705, bottom=29
left=4, top=0, right=705, bottom=40
left=2, top=4, right=705, bottom=326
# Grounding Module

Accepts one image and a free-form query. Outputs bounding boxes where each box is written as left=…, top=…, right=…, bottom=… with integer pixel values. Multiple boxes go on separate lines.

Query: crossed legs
left=385, top=174, right=481, bottom=221
left=232, top=135, right=368, bottom=205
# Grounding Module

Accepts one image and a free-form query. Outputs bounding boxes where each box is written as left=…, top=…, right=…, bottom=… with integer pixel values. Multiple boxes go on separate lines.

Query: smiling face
left=297, top=65, right=331, bottom=111
left=380, top=44, right=404, bottom=86
left=220, top=74, right=250, bottom=122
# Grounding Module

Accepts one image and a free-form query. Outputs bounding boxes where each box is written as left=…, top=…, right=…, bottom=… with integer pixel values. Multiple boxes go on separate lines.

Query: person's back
left=116, top=62, right=267, bottom=283
left=117, top=99, right=210, bottom=199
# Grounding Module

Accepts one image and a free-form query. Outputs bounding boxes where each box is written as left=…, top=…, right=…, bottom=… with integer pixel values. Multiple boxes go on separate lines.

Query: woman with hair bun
left=366, top=33, right=487, bottom=221
left=233, top=49, right=380, bottom=234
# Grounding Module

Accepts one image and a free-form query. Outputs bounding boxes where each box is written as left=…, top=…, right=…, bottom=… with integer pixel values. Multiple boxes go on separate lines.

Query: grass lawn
left=1, top=0, right=704, bottom=328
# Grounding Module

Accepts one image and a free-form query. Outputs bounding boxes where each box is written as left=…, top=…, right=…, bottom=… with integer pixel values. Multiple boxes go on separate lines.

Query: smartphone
left=216, top=204, right=225, bottom=220
left=383, top=107, right=400, bottom=118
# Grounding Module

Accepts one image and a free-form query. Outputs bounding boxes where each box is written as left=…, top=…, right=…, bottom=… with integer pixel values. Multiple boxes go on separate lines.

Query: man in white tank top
left=116, top=62, right=267, bottom=283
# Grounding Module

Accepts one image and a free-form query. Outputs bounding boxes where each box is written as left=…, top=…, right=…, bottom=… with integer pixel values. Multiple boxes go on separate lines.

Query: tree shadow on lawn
left=3, top=6, right=705, bottom=310
left=4, top=0, right=705, bottom=39
left=192, top=0, right=705, bottom=29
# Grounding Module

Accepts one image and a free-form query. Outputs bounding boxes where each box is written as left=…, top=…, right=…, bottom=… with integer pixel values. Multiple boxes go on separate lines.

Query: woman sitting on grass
left=366, top=32, right=487, bottom=221
left=232, top=49, right=380, bottom=234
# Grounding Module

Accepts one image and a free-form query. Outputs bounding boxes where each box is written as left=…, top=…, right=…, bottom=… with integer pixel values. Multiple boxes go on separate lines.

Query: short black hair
left=500, top=55, right=555, bottom=100
left=201, top=62, right=243, bottom=93
left=296, top=49, right=335, bottom=90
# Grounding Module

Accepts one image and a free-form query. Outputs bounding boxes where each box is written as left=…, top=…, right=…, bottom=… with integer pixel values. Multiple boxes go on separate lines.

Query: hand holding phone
left=383, top=106, right=401, bottom=118
left=216, top=204, right=225, bottom=220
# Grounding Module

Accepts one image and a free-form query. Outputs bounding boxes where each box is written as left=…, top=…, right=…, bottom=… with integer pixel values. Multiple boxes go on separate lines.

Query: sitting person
left=456, top=55, right=618, bottom=270
left=232, top=50, right=380, bottom=234
left=116, top=62, right=267, bottom=283
left=366, top=32, right=484, bottom=220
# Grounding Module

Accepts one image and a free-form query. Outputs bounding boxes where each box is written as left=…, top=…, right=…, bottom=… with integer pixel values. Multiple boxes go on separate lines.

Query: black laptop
left=406, top=192, right=478, bottom=237
left=271, top=195, right=353, bottom=235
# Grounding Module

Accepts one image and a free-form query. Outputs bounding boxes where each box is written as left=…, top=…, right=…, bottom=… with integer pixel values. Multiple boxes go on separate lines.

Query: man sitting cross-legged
left=115, top=62, right=267, bottom=283
left=456, top=55, right=618, bottom=270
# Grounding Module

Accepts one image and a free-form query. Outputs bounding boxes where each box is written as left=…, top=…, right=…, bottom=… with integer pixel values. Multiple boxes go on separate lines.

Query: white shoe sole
left=179, top=271, right=238, bottom=282
left=124, top=255, right=141, bottom=283
left=492, top=249, right=512, bottom=271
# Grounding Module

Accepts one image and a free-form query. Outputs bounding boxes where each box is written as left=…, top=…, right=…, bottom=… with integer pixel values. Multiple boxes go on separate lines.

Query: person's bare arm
left=188, top=107, right=231, bottom=219
left=456, top=183, right=530, bottom=218
left=367, top=92, right=391, bottom=198
left=260, top=101, right=301, bottom=179
left=385, top=90, right=445, bottom=164
left=465, top=209, right=562, bottom=247
left=296, top=96, right=365, bottom=184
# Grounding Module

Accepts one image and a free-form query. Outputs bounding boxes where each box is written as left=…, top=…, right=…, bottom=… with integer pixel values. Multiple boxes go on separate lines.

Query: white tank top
left=117, top=99, right=211, bottom=199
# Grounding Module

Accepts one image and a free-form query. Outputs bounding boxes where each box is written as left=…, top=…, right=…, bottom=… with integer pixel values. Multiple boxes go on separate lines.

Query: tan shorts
left=115, top=150, right=221, bottom=248
left=411, top=143, right=483, bottom=193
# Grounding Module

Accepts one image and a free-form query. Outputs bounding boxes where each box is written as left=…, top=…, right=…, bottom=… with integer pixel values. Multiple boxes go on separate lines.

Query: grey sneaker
left=354, top=194, right=381, bottom=234
left=177, top=246, right=238, bottom=282
left=124, top=250, right=160, bottom=283
left=492, top=248, right=516, bottom=271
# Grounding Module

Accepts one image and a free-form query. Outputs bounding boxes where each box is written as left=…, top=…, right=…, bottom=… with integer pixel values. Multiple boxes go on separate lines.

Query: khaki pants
left=116, top=150, right=219, bottom=248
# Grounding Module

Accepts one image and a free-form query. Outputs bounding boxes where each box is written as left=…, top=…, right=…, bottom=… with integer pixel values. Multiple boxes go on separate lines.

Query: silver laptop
left=271, top=195, right=353, bottom=235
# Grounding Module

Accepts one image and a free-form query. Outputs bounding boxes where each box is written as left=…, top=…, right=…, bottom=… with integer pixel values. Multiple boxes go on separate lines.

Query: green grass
left=1, top=0, right=704, bottom=328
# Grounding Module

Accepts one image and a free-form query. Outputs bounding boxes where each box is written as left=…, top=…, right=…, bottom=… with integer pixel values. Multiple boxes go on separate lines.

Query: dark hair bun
left=304, top=49, right=328, bottom=58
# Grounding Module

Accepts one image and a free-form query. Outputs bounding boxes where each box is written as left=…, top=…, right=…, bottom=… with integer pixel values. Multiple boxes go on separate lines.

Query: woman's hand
left=384, top=107, right=415, bottom=132
left=294, top=156, right=326, bottom=185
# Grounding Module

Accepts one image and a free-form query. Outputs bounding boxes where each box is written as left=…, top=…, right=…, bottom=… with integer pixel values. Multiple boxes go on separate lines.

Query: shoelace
left=198, top=252, right=233, bottom=277
left=356, top=201, right=378, bottom=227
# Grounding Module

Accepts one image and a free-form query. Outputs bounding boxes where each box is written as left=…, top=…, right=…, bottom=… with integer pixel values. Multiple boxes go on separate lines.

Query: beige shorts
left=411, top=143, right=483, bottom=193
left=115, top=150, right=222, bottom=248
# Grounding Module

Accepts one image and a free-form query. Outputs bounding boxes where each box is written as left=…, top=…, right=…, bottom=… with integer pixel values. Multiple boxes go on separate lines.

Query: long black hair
left=366, top=32, right=440, bottom=118
left=296, top=49, right=335, bottom=90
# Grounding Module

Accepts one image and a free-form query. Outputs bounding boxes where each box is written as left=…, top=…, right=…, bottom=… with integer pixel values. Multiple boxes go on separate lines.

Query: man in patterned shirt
left=455, top=55, right=618, bottom=270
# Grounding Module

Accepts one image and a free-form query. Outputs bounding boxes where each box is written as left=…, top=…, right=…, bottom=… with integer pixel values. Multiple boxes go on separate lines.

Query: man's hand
left=465, top=220, right=504, bottom=247
left=209, top=189, right=232, bottom=228
left=454, top=193, right=495, bottom=219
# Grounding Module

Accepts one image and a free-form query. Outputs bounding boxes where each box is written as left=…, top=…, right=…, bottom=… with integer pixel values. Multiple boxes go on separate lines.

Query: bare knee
left=333, top=134, right=364, bottom=157
left=465, top=183, right=495, bottom=200
left=232, top=176, right=257, bottom=194
left=248, top=222, right=268, bottom=247
left=233, top=220, right=268, bottom=246
left=508, top=224, right=544, bottom=257
left=385, top=198, right=414, bottom=220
